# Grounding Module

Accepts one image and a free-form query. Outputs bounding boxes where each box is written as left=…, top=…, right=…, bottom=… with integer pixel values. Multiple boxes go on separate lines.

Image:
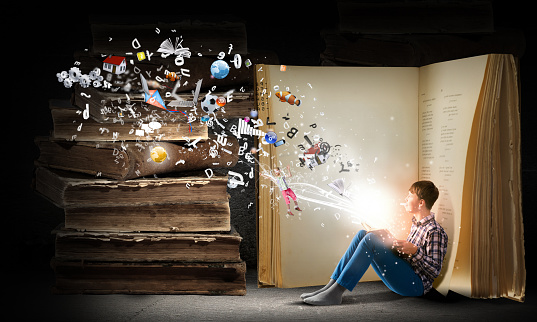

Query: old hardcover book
left=34, top=167, right=232, bottom=232
left=255, top=54, right=524, bottom=301
left=72, top=84, right=255, bottom=123
left=34, top=135, right=239, bottom=180
left=53, top=226, right=242, bottom=263
left=50, top=259, right=246, bottom=295
left=49, top=99, right=207, bottom=141
left=63, top=201, right=230, bottom=233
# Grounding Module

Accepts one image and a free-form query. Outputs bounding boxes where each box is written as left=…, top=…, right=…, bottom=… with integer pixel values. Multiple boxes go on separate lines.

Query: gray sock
left=300, top=278, right=336, bottom=299
left=303, top=282, right=346, bottom=306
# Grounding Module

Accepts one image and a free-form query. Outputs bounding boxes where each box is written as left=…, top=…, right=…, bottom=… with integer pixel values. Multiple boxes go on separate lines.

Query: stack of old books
left=33, top=18, right=277, bottom=295
left=34, top=126, right=245, bottom=295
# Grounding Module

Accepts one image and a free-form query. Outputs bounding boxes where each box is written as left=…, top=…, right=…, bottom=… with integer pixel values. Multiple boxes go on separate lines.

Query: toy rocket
left=275, top=91, right=301, bottom=106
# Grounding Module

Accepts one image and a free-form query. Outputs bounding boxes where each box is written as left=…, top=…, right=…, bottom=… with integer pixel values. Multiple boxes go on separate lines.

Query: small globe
left=150, top=146, right=167, bottom=163
left=210, top=60, right=230, bottom=79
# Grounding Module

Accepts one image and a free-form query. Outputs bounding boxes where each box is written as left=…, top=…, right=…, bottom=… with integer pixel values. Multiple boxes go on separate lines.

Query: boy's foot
left=287, top=211, right=294, bottom=216
left=300, top=279, right=336, bottom=299
left=295, top=206, right=302, bottom=211
left=303, top=283, right=346, bottom=306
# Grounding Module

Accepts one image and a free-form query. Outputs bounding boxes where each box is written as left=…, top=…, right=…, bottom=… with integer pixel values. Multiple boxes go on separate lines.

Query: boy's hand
left=393, top=240, right=418, bottom=256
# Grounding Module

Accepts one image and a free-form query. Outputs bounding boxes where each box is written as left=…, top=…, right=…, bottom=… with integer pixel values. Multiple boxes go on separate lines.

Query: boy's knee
left=361, top=231, right=393, bottom=250
left=356, top=229, right=368, bottom=240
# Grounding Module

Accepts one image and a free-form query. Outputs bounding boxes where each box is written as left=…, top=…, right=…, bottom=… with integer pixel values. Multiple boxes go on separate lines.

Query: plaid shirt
left=406, top=212, right=448, bottom=294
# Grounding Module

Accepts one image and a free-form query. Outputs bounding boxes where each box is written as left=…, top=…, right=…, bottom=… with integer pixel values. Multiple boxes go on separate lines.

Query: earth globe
left=210, top=60, right=230, bottom=79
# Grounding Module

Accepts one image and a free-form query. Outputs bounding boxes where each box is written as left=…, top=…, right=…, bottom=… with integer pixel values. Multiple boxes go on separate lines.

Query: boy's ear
left=419, top=198, right=426, bottom=208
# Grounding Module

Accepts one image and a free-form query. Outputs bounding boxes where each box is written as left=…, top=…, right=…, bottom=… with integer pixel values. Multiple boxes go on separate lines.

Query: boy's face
left=274, top=168, right=281, bottom=175
left=404, top=191, right=421, bottom=214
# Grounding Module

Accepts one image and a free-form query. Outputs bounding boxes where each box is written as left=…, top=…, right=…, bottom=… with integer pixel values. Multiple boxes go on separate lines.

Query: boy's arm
left=408, top=229, right=448, bottom=279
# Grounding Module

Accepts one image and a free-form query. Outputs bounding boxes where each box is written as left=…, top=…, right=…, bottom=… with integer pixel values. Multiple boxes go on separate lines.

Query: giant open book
left=254, top=54, right=525, bottom=301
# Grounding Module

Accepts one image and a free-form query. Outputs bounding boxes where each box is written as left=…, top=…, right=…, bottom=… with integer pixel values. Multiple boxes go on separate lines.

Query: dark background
left=7, top=0, right=536, bottom=290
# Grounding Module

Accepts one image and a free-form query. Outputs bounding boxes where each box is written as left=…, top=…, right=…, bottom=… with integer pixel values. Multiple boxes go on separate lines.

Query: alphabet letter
left=204, top=168, right=214, bottom=179
left=287, top=127, right=298, bottom=139
left=132, top=38, right=141, bottom=49
left=228, top=171, right=245, bottom=188
left=83, top=104, right=90, bottom=120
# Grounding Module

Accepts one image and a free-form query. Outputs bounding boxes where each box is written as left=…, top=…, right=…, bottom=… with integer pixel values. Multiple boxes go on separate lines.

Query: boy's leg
left=335, top=231, right=423, bottom=295
left=306, top=231, right=423, bottom=305
left=369, top=245, right=423, bottom=297
left=330, top=230, right=380, bottom=292
left=301, top=230, right=367, bottom=300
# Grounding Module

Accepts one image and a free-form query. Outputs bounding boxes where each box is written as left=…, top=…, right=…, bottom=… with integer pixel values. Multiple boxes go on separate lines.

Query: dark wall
left=8, top=1, right=536, bottom=286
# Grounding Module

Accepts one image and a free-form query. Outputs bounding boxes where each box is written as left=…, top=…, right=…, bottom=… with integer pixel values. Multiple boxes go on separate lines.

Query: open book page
left=259, top=65, right=419, bottom=288
left=417, top=55, right=489, bottom=296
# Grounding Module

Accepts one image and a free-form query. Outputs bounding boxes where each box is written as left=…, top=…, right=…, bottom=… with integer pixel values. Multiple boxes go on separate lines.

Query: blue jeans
left=331, top=230, right=424, bottom=296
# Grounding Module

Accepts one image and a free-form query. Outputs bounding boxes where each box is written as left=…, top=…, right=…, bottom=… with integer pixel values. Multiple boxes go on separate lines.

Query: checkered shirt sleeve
left=406, top=214, right=449, bottom=293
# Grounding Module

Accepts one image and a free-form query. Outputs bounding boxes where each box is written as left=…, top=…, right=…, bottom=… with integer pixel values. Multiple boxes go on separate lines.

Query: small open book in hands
left=361, top=222, right=410, bottom=258
left=361, top=222, right=395, bottom=240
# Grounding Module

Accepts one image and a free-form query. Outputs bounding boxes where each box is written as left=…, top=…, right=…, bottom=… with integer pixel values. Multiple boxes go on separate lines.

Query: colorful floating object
left=275, top=91, right=301, bottom=106
left=144, top=89, right=167, bottom=110
left=150, top=146, right=167, bottom=163
left=210, top=60, right=230, bottom=79
left=216, top=96, right=227, bottom=107
left=140, top=74, right=166, bottom=109
left=166, top=71, right=179, bottom=81
left=140, top=74, right=192, bottom=132
left=265, top=131, right=278, bottom=144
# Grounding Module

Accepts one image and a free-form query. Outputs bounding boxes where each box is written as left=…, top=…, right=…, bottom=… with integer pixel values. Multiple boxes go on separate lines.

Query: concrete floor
left=10, top=268, right=535, bottom=321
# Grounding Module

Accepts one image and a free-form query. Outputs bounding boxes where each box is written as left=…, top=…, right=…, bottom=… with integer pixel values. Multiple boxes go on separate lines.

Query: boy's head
left=409, top=181, right=439, bottom=210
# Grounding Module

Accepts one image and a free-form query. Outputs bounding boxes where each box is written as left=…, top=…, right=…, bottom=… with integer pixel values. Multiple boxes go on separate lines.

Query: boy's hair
left=409, top=181, right=439, bottom=210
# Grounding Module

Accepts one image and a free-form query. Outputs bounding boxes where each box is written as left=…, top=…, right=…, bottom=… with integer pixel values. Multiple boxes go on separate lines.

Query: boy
left=260, top=165, right=302, bottom=216
left=301, top=180, right=448, bottom=305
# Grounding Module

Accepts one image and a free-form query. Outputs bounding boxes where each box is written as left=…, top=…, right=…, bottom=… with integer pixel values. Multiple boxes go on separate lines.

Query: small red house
left=103, top=55, right=127, bottom=75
